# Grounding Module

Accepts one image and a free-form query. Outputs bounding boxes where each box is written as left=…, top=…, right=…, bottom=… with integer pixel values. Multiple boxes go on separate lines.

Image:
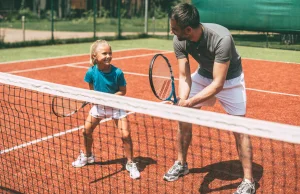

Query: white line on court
left=8, top=62, right=87, bottom=74
left=1, top=48, right=299, bottom=154
left=68, top=64, right=300, bottom=98
left=0, top=48, right=151, bottom=65
left=242, top=57, right=300, bottom=65
left=1, top=47, right=300, bottom=65
left=4, top=47, right=299, bottom=97
left=0, top=99, right=170, bottom=154
left=10, top=60, right=298, bottom=97
left=8, top=51, right=173, bottom=74
left=0, top=111, right=135, bottom=155
left=246, top=88, right=300, bottom=97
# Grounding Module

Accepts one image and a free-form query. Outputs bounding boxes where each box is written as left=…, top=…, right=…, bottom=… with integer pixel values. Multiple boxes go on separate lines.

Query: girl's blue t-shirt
left=84, top=64, right=126, bottom=94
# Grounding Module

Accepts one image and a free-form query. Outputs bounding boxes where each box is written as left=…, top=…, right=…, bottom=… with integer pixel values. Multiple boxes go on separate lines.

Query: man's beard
left=177, top=36, right=188, bottom=41
left=177, top=34, right=190, bottom=41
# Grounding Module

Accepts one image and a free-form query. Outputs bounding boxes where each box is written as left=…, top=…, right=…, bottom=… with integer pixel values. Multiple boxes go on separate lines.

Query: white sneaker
left=163, top=161, right=189, bottom=181
left=126, top=162, right=140, bottom=179
left=72, top=150, right=95, bottom=168
left=233, top=179, right=256, bottom=194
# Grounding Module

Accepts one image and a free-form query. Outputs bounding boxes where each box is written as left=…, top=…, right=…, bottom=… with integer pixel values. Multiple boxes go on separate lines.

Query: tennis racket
left=52, top=96, right=89, bottom=117
left=149, top=54, right=177, bottom=104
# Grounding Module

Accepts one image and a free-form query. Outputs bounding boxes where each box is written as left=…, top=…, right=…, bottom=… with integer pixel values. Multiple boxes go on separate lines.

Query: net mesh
left=0, top=72, right=300, bottom=194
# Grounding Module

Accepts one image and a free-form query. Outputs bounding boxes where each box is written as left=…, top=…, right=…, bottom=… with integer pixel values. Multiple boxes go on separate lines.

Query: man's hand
left=176, top=97, right=191, bottom=107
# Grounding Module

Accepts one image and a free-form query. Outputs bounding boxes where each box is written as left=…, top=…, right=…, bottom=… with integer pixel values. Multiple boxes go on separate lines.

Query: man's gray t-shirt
left=173, top=23, right=242, bottom=80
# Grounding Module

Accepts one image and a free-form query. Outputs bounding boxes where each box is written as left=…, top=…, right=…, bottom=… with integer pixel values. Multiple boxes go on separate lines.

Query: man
left=163, top=3, right=255, bottom=194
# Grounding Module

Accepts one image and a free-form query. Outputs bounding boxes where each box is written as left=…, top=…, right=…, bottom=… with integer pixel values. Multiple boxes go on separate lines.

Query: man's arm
left=180, top=61, right=229, bottom=107
left=177, top=57, right=192, bottom=104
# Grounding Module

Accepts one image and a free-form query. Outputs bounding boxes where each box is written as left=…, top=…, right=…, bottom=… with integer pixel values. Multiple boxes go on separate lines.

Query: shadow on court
left=90, top=156, right=157, bottom=183
left=189, top=160, right=263, bottom=194
left=0, top=186, right=24, bottom=194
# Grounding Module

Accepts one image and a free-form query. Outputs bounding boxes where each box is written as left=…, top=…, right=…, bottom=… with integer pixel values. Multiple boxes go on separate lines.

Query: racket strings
left=158, top=79, right=171, bottom=99
left=53, top=97, right=84, bottom=116
left=151, top=57, right=173, bottom=100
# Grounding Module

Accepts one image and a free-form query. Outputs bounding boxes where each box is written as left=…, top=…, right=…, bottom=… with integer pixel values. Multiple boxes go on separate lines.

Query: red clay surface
left=0, top=48, right=299, bottom=194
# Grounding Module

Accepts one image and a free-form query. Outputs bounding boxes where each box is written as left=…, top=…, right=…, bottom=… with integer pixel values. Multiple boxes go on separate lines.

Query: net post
left=93, top=0, right=97, bottom=40
left=51, top=0, right=54, bottom=43
left=144, top=0, right=148, bottom=34
left=22, top=16, right=25, bottom=42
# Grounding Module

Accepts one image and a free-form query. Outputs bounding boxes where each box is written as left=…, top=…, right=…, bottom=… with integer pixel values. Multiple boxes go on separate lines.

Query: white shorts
left=189, top=72, right=247, bottom=116
left=89, top=105, right=127, bottom=119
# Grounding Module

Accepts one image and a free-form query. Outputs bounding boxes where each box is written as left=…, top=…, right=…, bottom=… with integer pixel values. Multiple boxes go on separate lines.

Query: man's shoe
left=163, top=161, right=189, bottom=182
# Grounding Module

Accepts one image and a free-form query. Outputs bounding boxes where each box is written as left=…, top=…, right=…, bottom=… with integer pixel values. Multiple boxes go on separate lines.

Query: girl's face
left=93, top=44, right=112, bottom=68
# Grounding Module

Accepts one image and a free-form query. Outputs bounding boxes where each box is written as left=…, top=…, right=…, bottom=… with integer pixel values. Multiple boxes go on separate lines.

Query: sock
left=244, top=178, right=253, bottom=183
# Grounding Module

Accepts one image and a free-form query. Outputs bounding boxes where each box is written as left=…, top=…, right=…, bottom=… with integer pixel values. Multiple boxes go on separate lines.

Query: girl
left=72, top=40, right=140, bottom=179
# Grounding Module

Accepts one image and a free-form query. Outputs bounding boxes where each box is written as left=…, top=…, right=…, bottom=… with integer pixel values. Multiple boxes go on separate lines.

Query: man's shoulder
left=202, top=23, right=229, bottom=30
left=202, top=23, right=231, bottom=37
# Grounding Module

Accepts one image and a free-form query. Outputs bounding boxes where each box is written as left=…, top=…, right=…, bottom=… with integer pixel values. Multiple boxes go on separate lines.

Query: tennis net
left=0, top=72, right=299, bottom=194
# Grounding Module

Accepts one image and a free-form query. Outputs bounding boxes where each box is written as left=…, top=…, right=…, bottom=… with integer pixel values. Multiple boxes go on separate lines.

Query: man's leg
left=177, top=122, right=192, bottom=164
left=163, top=121, right=192, bottom=181
left=215, top=73, right=255, bottom=193
left=233, top=132, right=253, bottom=181
left=233, top=132, right=255, bottom=194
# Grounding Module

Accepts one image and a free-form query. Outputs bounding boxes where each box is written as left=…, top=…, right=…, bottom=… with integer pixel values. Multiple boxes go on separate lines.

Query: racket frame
left=51, top=96, right=89, bottom=117
left=149, top=54, right=177, bottom=103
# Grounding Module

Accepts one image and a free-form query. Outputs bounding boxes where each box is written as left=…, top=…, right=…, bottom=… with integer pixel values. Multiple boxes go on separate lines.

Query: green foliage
left=20, top=0, right=26, bottom=10
left=0, top=28, right=5, bottom=43
left=18, top=8, right=38, bottom=20
left=153, top=6, right=167, bottom=19
left=3, top=8, right=39, bottom=21
left=127, top=17, right=144, bottom=27
left=46, top=10, right=57, bottom=21
left=120, top=8, right=127, bottom=18
left=150, top=0, right=182, bottom=13
left=232, top=33, right=300, bottom=50
left=109, top=18, right=117, bottom=25
left=66, top=10, right=78, bottom=19
left=1, top=38, right=299, bottom=64
left=99, top=7, right=110, bottom=18
left=0, top=34, right=150, bottom=50
left=82, top=10, right=94, bottom=19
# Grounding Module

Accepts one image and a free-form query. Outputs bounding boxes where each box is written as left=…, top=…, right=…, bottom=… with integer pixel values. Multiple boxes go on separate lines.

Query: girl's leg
left=72, top=114, right=101, bottom=167
left=83, top=114, right=101, bottom=156
left=114, top=117, right=133, bottom=162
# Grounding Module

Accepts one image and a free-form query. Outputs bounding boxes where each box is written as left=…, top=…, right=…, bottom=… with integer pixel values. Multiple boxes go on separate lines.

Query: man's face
left=170, top=19, right=190, bottom=41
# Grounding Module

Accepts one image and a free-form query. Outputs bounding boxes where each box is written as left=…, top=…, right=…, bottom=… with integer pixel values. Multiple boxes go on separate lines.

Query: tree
left=33, top=0, right=41, bottom=18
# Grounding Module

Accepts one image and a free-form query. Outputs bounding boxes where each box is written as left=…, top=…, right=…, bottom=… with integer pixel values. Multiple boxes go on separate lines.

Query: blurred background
left=0, top=0, right=299, bottom=50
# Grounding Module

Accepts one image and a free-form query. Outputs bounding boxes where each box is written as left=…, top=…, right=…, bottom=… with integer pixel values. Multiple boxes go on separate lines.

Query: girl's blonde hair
left=89, top=40, right=111, bottom=65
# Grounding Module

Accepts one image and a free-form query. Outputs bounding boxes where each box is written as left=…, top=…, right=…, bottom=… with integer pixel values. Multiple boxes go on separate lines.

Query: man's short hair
left=169, top=3, right=200, bottom=29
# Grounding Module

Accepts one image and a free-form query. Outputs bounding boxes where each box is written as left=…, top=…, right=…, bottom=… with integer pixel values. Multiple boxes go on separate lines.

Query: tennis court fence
left=0, top=72, right=299, bottom=193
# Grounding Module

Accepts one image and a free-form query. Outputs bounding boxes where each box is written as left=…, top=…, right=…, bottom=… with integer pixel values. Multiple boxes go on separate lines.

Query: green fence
left=0, top=0, right=171, bottom=44
left=192, top=0, right=300, bottom=33
left=191, top=0, right=300, bottom=49
left=0, top=0, right=300, bottom=50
